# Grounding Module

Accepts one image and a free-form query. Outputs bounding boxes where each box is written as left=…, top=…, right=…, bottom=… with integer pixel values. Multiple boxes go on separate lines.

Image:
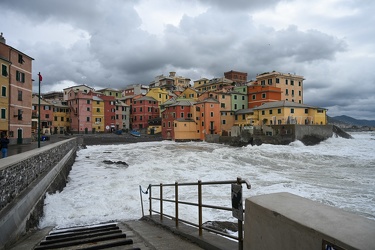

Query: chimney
left=0, top=32, right=6, bottom=44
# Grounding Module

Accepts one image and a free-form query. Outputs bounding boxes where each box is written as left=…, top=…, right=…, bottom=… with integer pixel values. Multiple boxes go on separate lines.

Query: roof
left=136, top=96, right=157, bottom=102
left=92, top=96, right=103, bottom=101
left=195, top=97, right=220, bottom=104
left=169, top=100, right=196, bottom=107
left=235, top=108, right=254, bottom=115
left=253, top=101, right=326, bottom=110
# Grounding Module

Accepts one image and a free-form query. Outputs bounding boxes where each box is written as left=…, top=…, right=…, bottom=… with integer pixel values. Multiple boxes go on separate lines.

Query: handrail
left=139, top=177, right=251, bottom=250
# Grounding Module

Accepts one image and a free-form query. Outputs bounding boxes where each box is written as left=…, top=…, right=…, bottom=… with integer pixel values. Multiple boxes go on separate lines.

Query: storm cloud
left=1, top=0, right=374, bottom=119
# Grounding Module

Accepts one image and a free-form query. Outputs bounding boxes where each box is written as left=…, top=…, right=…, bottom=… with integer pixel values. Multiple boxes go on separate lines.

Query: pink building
left=67, top=90, right=92, bottom=133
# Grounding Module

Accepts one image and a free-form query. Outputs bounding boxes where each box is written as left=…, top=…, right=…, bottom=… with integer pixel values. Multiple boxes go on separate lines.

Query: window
left=1, top=64, right=8, bottom=77
left=291, top=108, right=295, bottom=114
left=61, top=117, right=64, bottom=121
left=276, top=78, right=279, bottom=83
left=262, top=110, right=265, bottom=115
left=291, top=80, right=294, bottom=86
left=45, top=114, right=49, bottom=119
left=235, top=115, right=238, bottom=120
left=292, top=90, right=295, bottom=96
left=18, top=90, right=22, bottom=101
left=181, top=113, right=184, bottom=118
left=278, top=109, right=281, bottom=114
left=97, top=101, right=100, bottom=104
left=222, top=120, right=226, bottom=124
left=1, top=86, right=6, bottom=97
left=299, top=91, right=302, bottom=96
left=269, top=110, right=273, bottom=114
left=262, top=93, right=266, bottom=99
left=261, top=80, right=265, bottom=85
left=18, top=109, right=22, bottom=120
left=210, top=112, right=214, bottom=117
left=285, top=89, right=289, bottom=95
left=299, top=81, right=301, bottom=86
left=97, top=108, right=100, bottom=112
left=252, top=94, right=256, bottom=100
left=234, top=95, right=237, bottom=100
left=221, top=103, right=225, bottom=108
left=242, top=96, right=245, bottom=100
left=1, top=108, right=6, bottom=119
left=87, top=107, right=90, bottom=111
left=285, top=79, right=288, bottom=85
left=268, top=79, right=272, bottom=85
left=86, top=100, right=90, bottom=104
left=86, top=117, right=90, bottom=122
left=18, top=54, right=24, bottom=64
left=305, top=109, right=308, bottom=114
left=234, top=104, right=237, bottom=109
left=168, top=121, right=171, bottom=127
left=16, top=71, right=25, bottom=83
left=140, top=107, right=143, bottom=112
left=54, top=116, right=57, bottom=121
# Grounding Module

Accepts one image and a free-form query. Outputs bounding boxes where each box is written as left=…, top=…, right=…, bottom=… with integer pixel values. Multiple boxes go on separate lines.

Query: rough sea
left=39, top=132, right=375, bottom=229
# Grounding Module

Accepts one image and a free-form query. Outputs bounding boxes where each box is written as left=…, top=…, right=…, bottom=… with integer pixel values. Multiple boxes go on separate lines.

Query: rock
left=102, top=160, right=128, bottom=166
left=202, top=221, right=238, bottom=233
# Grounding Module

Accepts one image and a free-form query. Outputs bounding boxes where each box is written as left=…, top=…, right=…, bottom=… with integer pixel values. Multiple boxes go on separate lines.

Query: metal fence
left=139, top=177, right=251, bottom=250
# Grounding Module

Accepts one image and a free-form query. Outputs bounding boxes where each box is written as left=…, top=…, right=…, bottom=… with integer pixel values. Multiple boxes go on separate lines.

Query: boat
left=130, top=130, right=141, bottom=137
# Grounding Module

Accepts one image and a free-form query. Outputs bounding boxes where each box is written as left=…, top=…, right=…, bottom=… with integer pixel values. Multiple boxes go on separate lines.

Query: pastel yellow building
left=92, top=96, right=105, bottom=132
left=49, top=100, right=71, bottom=134
left=253, top=101, right=327, bottom=126
left=179, top=87, right=200, bottom=101
left=0, top=57, right=10, bottom=135
left=173, top=119, right=200, bottom=141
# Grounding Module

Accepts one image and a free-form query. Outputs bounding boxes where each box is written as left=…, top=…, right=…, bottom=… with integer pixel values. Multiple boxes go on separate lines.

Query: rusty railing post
left=149, top=184, right=152, bottom=217
left=160, top=183, right=163, bottom=220
left=237, top=177, right=243, bottom=250
left=198, top=180, right=202, bottom=236
left=175, top=181, right=179, bottom=227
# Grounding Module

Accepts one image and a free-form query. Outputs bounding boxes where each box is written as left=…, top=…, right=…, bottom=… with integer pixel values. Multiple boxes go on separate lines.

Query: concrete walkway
left=9, top=216, right=234, bottom=250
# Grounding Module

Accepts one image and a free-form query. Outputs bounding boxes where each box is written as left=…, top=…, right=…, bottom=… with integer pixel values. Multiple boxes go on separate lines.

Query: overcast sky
left=1, top=0, right=374, bottom=120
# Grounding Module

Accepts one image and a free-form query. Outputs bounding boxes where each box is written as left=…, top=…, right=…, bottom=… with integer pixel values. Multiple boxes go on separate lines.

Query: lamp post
left=37, top=72, right=42, bottom=148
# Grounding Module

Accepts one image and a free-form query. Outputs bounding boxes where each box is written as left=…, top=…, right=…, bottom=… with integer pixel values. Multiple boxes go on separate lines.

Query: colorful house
left=131, top=96, right=159, bottom=130
left=255, top=71, right=304, bottom=104
left=0, top=33, right=34, bottom=144
left=96, top=88, right=122, bottom=99
left=253, top=101, right=327, bottom=126
left=31, top=95, right=54, bottom=135
left=50, top=99, right=70, bottom=134
left=194, top=98, right=221, bottom=140
left=247, top=84, right=282, bottom=108
left=161, top=99, right=195, bottom=140
left=92, top=95, right=105, bottom=133
left=67, top=90, right=93, bottom=133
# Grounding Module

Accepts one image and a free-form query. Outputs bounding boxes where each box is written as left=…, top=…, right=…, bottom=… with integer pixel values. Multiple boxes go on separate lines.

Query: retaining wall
left=244, top=192, right=375, bottom=250
left=0, top=138, right=77, bottom=250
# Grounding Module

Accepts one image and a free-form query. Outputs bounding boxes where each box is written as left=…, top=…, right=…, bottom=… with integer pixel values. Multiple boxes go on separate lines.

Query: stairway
left=33, top=223, right=140, bottom=250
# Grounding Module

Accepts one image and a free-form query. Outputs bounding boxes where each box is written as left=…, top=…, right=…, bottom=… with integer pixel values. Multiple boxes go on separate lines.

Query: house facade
left=131, top=96, right=159, bottom=130
left=255, top=71, right=304, bottom=104
left=247, top=84, right=282, bottom=108
left=0, top=57, right=10, bottom=136
left=0, top=34, right=34, bottom=144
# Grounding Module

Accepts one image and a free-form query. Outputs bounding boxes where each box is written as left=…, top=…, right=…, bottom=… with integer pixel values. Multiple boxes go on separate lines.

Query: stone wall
left=0, top=138, right=77, bottom=250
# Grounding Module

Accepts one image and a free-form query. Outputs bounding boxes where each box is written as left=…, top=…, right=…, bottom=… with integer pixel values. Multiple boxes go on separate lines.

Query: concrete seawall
left=244, top=193, right=375, bottom=250
left=0, top=138, right=77, bottom=250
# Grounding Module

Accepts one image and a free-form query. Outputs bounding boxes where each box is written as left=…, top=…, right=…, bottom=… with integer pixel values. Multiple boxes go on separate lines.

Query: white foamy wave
left=39, top=132, right=375, bottom=228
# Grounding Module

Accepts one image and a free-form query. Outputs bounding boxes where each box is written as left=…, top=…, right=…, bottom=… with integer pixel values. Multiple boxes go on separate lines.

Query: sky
left=1, top=0, right=374, bottom=120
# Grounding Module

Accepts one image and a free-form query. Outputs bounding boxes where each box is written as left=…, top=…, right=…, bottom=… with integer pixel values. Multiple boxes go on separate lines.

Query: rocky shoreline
left=76, top=132, right=164, bottom=146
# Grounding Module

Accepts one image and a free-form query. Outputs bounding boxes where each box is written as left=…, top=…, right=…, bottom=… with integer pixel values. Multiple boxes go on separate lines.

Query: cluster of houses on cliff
left=0, top=33, right=327, bottom=144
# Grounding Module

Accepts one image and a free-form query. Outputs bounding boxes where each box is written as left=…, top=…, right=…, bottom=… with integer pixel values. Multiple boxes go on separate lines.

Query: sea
left=38, top=132, right=375, bottom=229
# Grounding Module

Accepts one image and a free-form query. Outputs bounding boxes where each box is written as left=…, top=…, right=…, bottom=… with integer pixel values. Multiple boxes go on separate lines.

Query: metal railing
left=139, top=177, right=251, bottom=250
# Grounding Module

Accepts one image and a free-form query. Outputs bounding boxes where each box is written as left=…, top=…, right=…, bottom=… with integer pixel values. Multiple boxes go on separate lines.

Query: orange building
left=194, top=98, right=221, bottom=140
left=255, top=71, right=304, bottom=104
left=247, top=84, right=282, bottom=108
